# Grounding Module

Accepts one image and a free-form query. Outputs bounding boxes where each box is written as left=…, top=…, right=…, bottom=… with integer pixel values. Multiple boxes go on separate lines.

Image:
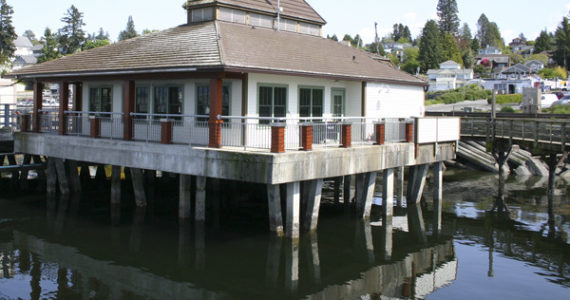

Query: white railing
left=64, top=111, right=124, bottom=139
left=38, top=109, right=59, bottom=134
left=131, top=113, right=210, bottom=145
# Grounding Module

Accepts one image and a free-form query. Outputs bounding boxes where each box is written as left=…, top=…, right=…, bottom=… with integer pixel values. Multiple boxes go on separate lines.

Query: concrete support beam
left=355, top=172, right=377, bottom=219
left=265, top=236, right=282, bottom=287
left=333, top=177, right=341, bottom=204
left=285, top=182, right=301, bottom=239
left=130, top=168, right=147, bottom=207
left=343, top=175, right=353, bottom=207
left=267, top=184, right=284, bottom=236
left=382, top=168, right=394, bottom=222
left=364, top=222, right=375, bottom=264
left=195, top=176, right=206, bottom=223
left=302, top=179, right=323, bottom=232
left=54, top=158, right=70, bottom=196
left=406, top=164, right=429, bottom=205
left=432, top=162, right=443, bottom=234
left=179, top=175, right=192, bottom=220
left=46, top=158, right=57, bottom=195
left=382, top=216, right=393, bottom=261
left=396, top=167, right=404, bottom=207
left=284, top=239, right=299, bottom=293
left=308, top=232, right=321, bottom=285
left=407, top=204, right=427, bottom=244
left=66, top=160, right=81, bottom=194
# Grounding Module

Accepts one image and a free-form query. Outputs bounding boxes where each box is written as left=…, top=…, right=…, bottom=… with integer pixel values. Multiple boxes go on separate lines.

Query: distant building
left=382, top=42, right=412, bottom=62
left=478, top=46, right=502, bottom=55
left=509, top=37, right=534, bottom=57
left=427, top=60, right=474, bottom=91
left=475, top=54, right=511, bottom=73
left=12, top=36, right=38, bottom=71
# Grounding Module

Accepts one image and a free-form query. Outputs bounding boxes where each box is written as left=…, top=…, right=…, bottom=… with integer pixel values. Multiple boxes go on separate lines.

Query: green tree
left=554, top=17, right=570, bottom=69
left=458, top=23, right=472, bottom=50
left=392, top=23, right=411, bottom=42
left=419, top=20, right=444, bottom=72
left=38, top=28, right=61, bottom=63
left=441, top=33, right=463, bottom=65
left=477, top=14, right=503, bottom=48
left=437, top=0, right=459, bottom=35
left=462, top=49, right=474, bottom=68
left=534, top=30, right=553, bottom=53
left=0, top=0, right=17, bottom=67
left=539, top=67, right=567, bottom=79
left=83, top=30, right=110, bottom=50
left=401, top=47, right=420, bottom=74
left=365, top=42, right=385, bottom=55
left=96, top=28, right=109, bottom=40
left=58, top=5, right=86, bottom=55
left=118, top=16, right=138, bottom=41
left=142, top=29, right=159, bottom=35
left=23, top=29, right=40, bottom=45
left=509, top=53, right=523, bottom=65
left=470, top=37, right=481, bottom=53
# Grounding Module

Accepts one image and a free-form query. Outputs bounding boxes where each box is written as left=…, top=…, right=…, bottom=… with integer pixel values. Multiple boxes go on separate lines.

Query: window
left=259, top=85, right=287, bottom=124
left=218, top=7, right=246, bottom=24
left=249, top=13, right=273, bottom=28
left=89, top=87, right=112, bottom=113
left=135, top=87, right=150, bottom=117
left=154, top=86, right=183, bottom=118
left=331, top=89, right=345, bottom=117
left=299, top=22, right=320, bottom=36
left=279, top=19, right=298, bottom=32
left=196, top=84, right=230, bottom=120
left=299, top=87, right=323, bottom=118
left=191, top=7, right=214, bottom=23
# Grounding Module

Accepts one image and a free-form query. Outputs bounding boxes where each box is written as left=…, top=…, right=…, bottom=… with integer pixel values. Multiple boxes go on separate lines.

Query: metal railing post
left=4, top=104, right=9, bottom=128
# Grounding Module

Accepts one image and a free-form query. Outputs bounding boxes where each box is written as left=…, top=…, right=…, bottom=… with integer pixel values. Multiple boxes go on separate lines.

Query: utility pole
left=276, top=0, right=281, bottom=31
left=374, top=22, right=380, bottom=54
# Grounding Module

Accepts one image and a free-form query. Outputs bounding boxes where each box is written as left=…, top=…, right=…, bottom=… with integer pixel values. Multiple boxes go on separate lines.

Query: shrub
left=500, top=106, right=515, bottom=113
left=550, top=104, right=570, bottom=114
left=487, top=94, right=523, bottom=104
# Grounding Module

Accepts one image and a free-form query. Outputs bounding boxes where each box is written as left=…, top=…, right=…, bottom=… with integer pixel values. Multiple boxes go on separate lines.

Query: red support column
left=73, top=83, right=82, bottom=111
left=301, top=125, right=313, bottom=151
left=123, top=80, right=135, bottom=141
left=271, top=125, right=285, bottom=153
left=406, top=122, right=414, bottom=143
left=21, top=114, right=30, bottom=132
left=341, top=124, right=352, bottom=148
left=375, top=123, right=385, bottom=145
left=208, top=78, right=223, bottom=148
left=90, top=116, right=100, bottom=138
left=32, top=81, right=43, bottom=132
left=58, top=82, right=69, bottom=135
left=161, top=119, right=173, bottom=144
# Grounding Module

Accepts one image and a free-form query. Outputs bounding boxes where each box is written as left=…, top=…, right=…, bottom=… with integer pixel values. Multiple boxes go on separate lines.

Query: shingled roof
left=184, top=0, right=325, bottom=24
left=9, top=21, right=425, bottom=86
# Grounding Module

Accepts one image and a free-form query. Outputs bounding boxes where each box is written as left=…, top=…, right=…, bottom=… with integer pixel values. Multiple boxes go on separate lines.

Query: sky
left=10, top=0, right=570, bottom=44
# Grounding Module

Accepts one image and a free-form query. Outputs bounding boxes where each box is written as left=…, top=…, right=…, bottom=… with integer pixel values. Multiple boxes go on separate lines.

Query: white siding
left=365, top=82, right=424, bottom=118
left=299, top=22, right=320, bottom=36
left=247, top=73, right=361, bottom=118
left=218, top=7, right=246, bottom=24
left=249, top=13, right=273, bottom=28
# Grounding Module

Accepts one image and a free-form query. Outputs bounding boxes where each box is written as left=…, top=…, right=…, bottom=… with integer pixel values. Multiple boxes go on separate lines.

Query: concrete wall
left=365, top=82, right=425, bottom=118
left=247, top=73, right=362, bottom=118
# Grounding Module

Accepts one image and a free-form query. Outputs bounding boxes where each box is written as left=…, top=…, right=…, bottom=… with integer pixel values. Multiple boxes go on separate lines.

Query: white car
left=541, top=94, right=559, bottom=108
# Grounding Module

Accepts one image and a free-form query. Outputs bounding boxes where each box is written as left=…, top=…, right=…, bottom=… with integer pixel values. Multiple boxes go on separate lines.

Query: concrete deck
left=15, top=133, right=455, bottom=184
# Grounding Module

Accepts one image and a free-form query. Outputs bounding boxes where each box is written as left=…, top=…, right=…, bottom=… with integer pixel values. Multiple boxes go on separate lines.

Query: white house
left=427, top=60, right=474, bottom=91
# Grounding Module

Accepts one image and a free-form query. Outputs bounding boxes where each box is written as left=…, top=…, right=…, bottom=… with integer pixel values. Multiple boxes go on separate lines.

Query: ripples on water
left=0, top=169, right=568, bottom=299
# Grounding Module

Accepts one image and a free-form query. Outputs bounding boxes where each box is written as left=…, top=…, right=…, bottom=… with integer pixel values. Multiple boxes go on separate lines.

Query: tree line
left=327, top=0, right=570, bottom=79
left=0, top=0, right=154, bottom=69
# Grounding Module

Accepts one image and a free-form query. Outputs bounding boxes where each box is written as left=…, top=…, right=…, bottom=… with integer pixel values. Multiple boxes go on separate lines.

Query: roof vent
left=352, top=56, right=356, bottom=61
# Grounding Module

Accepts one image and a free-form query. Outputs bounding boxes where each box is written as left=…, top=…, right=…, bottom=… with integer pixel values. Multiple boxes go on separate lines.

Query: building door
left=331, top=88, right=345, bottom=117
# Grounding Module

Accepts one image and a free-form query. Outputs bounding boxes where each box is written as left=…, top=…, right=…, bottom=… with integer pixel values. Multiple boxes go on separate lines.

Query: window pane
left=135, top=87, right=150, bottom=114
left=89, top=88, right=99, bottom=112
left=154, top=87, right=168, bottom=114
left=274, top=87, right=286, bottom=117
left=101, top=88, right=112, bottom=112
left=299, top=88, right=311, bottom=117
left=312, top=89, right=323, bottom=117
left=168, top=87, right=182, bottom=115
left=223, top=86, right=230, bottom=116
left=196, top=85, right=209, bottom=115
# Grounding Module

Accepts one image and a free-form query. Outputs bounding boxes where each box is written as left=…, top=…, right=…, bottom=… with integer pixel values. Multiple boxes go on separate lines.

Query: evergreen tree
left=419, top=20, right=444, bottom=72
left=118, top=16, right=138, bottom=41
left=437, top=0, right=460, bottom=35
left=0, top=0, right=17, bottom=67
left=441, top=33, right=463, bottom=65
left=534, top=30, right=553, bottom=53
left=38, top=28, right=61, bottom=63
left=471, top=37, right=481, bottom=53
left=401, top=47, right=420, bottom=74
left=554, top=17, right=570, bottom=69
left=458, top=23, right=472, bottom=50
left=462, top=49, right=474, bottom=68
left=96, top=28, right=109, bottom=41
left=392, top=24, right=412, bottom=42
left=83, top=29, right=110, bottom=50
left=23, top=30, right=40, bottom=45
left=58, top=5, right=86, bottom=55
left=477, top=14, right=490, bottom=47
left=365, top=42, right=385, bottom=56
left=477, top=14, right=504, bottom=48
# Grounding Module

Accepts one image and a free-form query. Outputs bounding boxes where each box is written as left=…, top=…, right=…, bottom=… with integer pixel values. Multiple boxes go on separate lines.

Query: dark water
left=0, top=169, right=568, bottom=299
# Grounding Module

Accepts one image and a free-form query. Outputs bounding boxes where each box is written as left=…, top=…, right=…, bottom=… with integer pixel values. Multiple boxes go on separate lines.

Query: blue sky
left=10, top=0, right=570, bottom=44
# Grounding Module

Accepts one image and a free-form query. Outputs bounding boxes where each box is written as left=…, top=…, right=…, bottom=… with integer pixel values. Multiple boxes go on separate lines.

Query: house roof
left=15, top=36, right=33, bottom=48
left=440, top=60, right=460, bottom=66
left=184, top=0, right=326, bottom=24
left=14, top=55, right=38, bottom=65
left=501, top=64, right=530, bottom=74
left=476, top=54, right=510, bottom=64
left=9, top=21, right=426, bottom=86
left=427, top=68, right=473, bottom=75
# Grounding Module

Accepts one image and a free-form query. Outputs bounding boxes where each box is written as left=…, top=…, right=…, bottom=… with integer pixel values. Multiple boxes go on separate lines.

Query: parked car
left=552, top=95, right=570, bottom=106
left=541, top=94, right=559, bottom=108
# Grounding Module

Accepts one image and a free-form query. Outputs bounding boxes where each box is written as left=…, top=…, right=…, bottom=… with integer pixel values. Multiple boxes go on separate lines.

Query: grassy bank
left=427, top=85, right=492, bottom=105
